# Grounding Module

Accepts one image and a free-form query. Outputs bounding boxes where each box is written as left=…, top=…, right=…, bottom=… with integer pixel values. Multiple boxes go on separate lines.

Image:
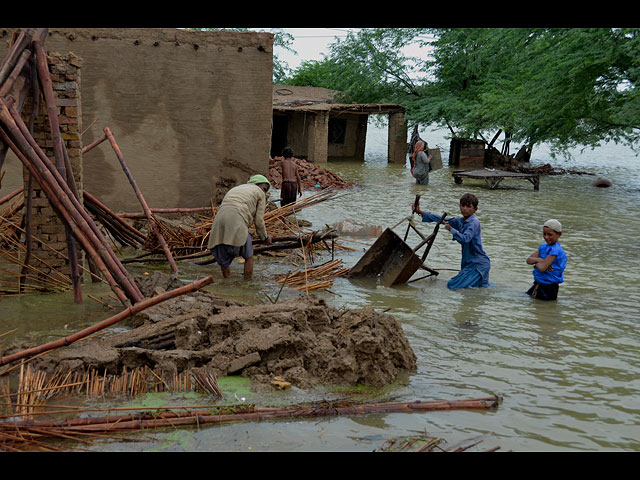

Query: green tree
left=286, top=28, right=640, bottom=157
left=286, top=28, right=425, bottom=103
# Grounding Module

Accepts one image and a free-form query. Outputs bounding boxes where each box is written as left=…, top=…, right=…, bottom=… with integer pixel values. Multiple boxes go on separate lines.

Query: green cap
left=248, top=174, right=271, bottom=188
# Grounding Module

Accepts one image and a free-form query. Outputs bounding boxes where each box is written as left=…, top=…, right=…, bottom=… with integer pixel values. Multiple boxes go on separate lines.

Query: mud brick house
left=0, top=28, right=274, bottom=211
left=272, top=85, right=406, bottom=164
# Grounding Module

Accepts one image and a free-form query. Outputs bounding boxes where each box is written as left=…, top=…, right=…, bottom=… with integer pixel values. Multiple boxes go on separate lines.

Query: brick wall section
left=22, top=51, right=83, bottom=281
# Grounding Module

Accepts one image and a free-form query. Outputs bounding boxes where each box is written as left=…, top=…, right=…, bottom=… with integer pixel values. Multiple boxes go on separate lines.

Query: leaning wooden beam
left=0, top=29, right=34, bottom=86
left=0, top=276, right=213, bottom=367
left=4, top=102, right=144, bottom=303
left=104, top=127, right=179, bottom=274
left=80, top=132, right=107, bottom=154
left=33, top=41, right=82, bottom=304
left=0, top=49, right=31, bottom=100
left=0, top=186, right=23, bottom=206
left=19, top=58, right=40, bottom=293
left=0, top=110, right=131, bottom=305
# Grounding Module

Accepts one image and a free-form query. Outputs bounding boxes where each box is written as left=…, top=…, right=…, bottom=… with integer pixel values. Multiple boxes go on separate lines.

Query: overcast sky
left=273, top=28, right=434, bottom=79
left=274, top=28, right=356, bottom=70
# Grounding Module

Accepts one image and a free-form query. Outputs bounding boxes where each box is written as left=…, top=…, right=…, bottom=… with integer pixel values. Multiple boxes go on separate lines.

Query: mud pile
left=30, top=273, right=417, bottom=391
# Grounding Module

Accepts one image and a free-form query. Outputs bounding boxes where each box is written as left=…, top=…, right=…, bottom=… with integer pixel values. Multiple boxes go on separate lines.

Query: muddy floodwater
left=2, top=123, right=639, bottom=452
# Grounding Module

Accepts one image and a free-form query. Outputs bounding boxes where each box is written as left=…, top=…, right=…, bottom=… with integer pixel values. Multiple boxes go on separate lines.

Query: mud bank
left=21, top=273, right=417, bottom=391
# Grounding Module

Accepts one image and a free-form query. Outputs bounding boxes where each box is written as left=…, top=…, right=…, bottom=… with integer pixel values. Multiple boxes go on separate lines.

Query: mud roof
left=273, top=85, right=404, bottom=113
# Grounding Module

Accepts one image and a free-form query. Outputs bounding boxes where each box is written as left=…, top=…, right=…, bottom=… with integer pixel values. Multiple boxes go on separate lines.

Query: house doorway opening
left=271, top=115, right=288, bottom=158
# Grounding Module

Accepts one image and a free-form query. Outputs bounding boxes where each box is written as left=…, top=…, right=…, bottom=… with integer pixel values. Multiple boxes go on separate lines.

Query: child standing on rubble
left=413, top=193, right=492, bottom=290
left=525, top=219, right=567, bottom=301
left=272, top=147, right=303, bottom=207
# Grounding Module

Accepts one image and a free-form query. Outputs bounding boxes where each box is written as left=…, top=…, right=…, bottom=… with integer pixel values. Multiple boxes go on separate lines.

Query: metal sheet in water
left=348, top=228, right=423, bottom=286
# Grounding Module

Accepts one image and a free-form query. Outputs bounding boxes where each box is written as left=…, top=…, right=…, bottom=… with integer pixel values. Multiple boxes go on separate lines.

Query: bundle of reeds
left=274, top=259, right=350, bottom=292
left=82, top=191, right=148, bottom=250
left=0, top=365, right=224, bottom=421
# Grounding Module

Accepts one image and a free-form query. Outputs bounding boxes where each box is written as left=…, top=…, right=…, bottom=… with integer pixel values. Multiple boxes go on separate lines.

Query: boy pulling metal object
left=348, top=195, right=446, bottom=286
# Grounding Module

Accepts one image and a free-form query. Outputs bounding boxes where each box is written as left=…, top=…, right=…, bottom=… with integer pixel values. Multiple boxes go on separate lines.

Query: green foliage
left=286, top=28, right=640, bottom=156
left=286, top=28, right=425, bottom=104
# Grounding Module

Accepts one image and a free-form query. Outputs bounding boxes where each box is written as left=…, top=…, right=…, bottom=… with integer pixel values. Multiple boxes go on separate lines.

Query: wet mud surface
left=15, top=273, right=417, bottom=392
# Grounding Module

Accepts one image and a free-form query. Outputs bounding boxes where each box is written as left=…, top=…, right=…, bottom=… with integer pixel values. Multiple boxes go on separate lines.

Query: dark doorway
left=271, top=115, right=288, bottom=158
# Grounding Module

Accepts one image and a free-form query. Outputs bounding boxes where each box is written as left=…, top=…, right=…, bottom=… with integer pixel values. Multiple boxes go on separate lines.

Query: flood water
left=1, top=123, right=639, bottom=452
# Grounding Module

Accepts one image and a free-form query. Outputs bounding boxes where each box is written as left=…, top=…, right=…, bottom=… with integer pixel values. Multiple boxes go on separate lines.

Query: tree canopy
left=285, top=28, right=640, bottom=156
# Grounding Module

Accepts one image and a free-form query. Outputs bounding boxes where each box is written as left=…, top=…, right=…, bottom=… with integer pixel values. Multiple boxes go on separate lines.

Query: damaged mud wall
left=21, top=51, right=83, bottom=278
left=1, top=28, right=274, bottom=210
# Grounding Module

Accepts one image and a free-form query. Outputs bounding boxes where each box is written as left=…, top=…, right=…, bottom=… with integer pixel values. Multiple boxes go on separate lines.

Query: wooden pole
left=3, top=101, right=143, bottom=303
left=0, top=276, right=213, bottom=367
left=103, top=127, right=179, bottom=274
left=1, top=396, right=499, bottom=434
left=19, top=57, right=40, bottom=293
left=80, top=133, right=107, bottom=154
left=0, top=122, right=130, bottom=306
left=32, top=41, right=82, bottom=304
left=0, top=186, right=23, bottom=205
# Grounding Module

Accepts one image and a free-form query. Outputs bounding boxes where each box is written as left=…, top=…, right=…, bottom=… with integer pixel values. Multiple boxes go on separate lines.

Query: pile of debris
left=269, top=156, right=354, bottom=190
left=12, top=272, right=418, bottom=392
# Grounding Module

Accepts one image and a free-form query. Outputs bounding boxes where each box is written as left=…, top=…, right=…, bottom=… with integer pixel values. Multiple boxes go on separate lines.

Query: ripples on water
left=292, top=126, right=640, bottom=451
left=1, top=125, right=638, bottom=451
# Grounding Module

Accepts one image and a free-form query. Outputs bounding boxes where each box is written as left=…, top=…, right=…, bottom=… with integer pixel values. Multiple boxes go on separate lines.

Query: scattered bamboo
left=0, top=395, right=500, bottom=451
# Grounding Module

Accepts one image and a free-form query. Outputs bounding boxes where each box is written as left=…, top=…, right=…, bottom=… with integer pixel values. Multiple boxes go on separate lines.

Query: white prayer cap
left=543, top=219, right=562, bottom=232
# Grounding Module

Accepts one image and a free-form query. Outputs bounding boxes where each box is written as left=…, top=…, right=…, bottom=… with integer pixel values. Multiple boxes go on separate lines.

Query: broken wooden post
left=103, top=127, right=179, bottom=274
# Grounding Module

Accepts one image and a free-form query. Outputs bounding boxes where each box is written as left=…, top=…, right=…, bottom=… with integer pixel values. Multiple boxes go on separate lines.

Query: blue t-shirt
left=533, top=242, right=567, bottom=284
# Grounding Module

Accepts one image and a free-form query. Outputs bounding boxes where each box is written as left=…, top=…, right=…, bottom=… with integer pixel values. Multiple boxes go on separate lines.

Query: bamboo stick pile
left=0, top=28, right=143, bottom=306
left=82, top=190, right=148, bottom=250
left=274, top=259, right=350, bottom=292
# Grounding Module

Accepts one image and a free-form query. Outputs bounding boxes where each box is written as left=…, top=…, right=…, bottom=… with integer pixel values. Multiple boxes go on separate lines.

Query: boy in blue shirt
left=413, top=193, right=491, bottom=290
left=526, top=219, right=567, bottom=301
